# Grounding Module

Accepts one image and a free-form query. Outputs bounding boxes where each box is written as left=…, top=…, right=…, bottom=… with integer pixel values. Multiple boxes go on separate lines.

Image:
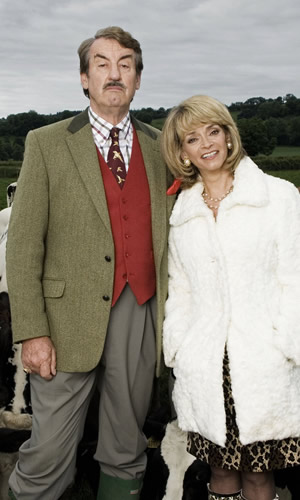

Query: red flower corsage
left=167, top=179, right=182, bottom=195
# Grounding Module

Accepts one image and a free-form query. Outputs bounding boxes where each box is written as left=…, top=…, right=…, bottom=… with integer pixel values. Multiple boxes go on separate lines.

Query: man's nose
left=108, top=64, right=121, bottom=80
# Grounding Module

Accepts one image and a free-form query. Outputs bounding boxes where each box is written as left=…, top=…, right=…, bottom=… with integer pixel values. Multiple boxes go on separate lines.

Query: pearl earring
left=227, top=142, right=232, bottom=150
left=183, top=158, right=191, bottom=167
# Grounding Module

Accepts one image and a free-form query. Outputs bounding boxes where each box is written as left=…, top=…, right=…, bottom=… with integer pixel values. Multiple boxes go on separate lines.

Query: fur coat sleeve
left=272, top=184, right=300, bottom=364
left=162, top=229, right=192, bottom=368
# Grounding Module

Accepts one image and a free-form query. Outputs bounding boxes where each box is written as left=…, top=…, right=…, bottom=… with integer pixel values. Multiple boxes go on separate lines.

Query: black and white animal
left=274, top=467, right=300, bottom=500
left=0, top=291, right=32, bottom=430
left=0, top=186, right=32, bottom=500
left=0, top=197, right=31, bottom=428
left=160, top=420, right=209, bottom=500
left=6, top=183, right=17, bottom=208
left=141, top=418, right=210, bottom=500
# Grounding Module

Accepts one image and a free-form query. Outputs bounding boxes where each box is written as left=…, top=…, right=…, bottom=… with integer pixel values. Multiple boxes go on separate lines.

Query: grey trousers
left=9, top=285, right=157, bottom=500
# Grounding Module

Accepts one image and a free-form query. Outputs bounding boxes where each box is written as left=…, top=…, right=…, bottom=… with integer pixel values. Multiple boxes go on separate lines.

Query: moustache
left=104, top=82, right=126, bottom=90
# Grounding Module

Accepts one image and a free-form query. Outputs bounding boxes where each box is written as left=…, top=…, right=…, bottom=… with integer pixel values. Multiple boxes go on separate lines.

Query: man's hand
left=22, top=337, right=57, bottom=380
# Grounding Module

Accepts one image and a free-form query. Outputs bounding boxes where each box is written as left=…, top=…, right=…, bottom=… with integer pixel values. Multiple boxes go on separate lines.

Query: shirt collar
left=88, top=107, right=131, bottom=143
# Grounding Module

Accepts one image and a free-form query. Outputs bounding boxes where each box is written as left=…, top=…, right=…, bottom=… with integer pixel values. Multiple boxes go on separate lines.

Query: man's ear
left=135, top=74, right=141, bottom=91
left=80, top=73, right=89, bottom=90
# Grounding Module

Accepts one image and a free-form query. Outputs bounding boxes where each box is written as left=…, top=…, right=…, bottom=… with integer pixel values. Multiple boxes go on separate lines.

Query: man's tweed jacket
left=6, top=109, right=174, bottom=374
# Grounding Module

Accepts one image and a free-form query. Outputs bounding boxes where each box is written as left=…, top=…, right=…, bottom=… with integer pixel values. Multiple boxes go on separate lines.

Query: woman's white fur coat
left=163, top=157, right=300, bottom=447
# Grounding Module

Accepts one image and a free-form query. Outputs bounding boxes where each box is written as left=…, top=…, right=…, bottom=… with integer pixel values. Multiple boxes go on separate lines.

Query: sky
left=1, top=0, right=299, bottom=118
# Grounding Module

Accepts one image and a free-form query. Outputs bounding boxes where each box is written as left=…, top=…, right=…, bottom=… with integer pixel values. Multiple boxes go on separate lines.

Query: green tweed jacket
left=6, top=109, right=175, bottom=374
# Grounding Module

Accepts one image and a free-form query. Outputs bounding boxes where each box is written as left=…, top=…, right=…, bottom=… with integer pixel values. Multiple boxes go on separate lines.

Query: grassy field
left=151, top=117, right=165, bottom=130
left=269, top=170, right=300, bottom=186
left=0, top=161, right=20, bottom=177
left=272, top=146, right=300, bottom=157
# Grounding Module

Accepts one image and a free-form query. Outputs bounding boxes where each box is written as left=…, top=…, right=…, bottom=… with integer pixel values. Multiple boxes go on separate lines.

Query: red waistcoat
left=97, top=128, right=156, bottom=306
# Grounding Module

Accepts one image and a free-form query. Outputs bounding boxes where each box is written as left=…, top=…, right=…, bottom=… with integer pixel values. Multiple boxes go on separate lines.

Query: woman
left=161, top=95, right=300, bottom=500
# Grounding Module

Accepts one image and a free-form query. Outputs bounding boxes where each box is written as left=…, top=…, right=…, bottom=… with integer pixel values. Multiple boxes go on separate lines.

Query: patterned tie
left=107, top=127, right=126, bottom=188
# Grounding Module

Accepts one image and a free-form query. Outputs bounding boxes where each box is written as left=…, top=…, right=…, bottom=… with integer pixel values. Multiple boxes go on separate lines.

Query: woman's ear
left=181, top=150, right=189, bottom=161
left=226, top=135, right=232, bottom=150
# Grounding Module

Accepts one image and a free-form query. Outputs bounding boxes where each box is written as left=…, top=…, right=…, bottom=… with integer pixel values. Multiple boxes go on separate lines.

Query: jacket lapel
left=66, top=109, right=111, bottom=232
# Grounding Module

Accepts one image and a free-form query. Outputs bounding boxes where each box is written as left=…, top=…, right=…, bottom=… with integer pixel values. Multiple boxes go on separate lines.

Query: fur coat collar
left=170, top=156, right=268, bottom=226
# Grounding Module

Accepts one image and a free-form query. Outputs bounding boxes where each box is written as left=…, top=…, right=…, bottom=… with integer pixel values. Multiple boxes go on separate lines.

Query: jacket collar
left=170, top=156, right=269, bottom=226
left=67, top=108, right=90, bottom=133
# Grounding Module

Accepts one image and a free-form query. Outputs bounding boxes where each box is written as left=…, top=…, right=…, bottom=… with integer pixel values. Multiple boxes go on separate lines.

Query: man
left=6, top=26, right=174, bottom=500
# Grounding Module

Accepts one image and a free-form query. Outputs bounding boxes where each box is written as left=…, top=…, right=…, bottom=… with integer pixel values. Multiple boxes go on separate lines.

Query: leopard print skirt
left=187, top=349, right=300, bottom=472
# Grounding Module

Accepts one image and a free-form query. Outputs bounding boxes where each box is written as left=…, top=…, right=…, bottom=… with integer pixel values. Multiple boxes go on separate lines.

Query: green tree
left=0, top=142, right=9, bottom=160
left=283, top=94, right=300, bottom=115
left=237, top=97, right=266, bottom=118
left=257, top=97, right=284, bottom=119
left=133, top=108, right=153, bottom=123
left=238, top=118, right=276, bottom=156
left=265, top=117, right=289, bottom=146
left=11, top=143, right=24, bottom=161
left=288, top=117, right=300, bottom=146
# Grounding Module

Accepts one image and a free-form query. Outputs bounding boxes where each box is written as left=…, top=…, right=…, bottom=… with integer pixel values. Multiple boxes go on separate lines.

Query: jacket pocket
left=42, top=279, right=65, bottom=298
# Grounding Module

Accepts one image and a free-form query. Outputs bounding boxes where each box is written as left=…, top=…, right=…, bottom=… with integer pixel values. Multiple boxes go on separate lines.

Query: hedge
left=254, top=156, right=300, bottom=171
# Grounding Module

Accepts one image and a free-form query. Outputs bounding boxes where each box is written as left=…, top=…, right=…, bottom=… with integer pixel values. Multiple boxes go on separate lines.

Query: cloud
left=0, top=0, right=299, bottom=117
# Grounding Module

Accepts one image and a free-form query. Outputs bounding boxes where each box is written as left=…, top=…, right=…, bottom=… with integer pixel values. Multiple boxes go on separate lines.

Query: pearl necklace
left=202, top=185, right=233, bottom=210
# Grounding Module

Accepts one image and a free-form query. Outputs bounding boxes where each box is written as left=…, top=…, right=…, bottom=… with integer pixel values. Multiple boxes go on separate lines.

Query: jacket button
left=105, top=256, right=111, bottom=262
left=102, top=295, right=110, bottom=301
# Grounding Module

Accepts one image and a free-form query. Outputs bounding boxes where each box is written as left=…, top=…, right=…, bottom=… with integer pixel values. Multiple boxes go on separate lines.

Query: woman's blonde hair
left=161, top=95, right=244, bottom=189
